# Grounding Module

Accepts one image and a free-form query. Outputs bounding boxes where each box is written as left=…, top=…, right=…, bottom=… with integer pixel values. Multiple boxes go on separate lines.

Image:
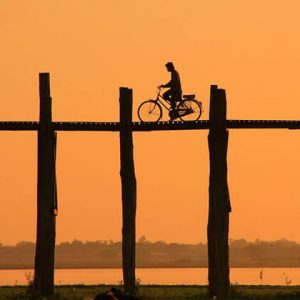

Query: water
left=1, top=268, right=299, bottom=286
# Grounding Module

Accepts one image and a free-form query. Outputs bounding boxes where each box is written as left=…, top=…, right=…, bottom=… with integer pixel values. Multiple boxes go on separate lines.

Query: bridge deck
left=0, top=120, right=299, bottom=131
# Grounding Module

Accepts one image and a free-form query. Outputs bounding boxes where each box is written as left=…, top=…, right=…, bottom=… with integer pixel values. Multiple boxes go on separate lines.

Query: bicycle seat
left=183, top=94, right=195, bottom=99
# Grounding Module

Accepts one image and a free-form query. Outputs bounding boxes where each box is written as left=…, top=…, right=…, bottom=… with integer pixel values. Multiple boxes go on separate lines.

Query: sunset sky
left=0, top=0, right=300, bottom=245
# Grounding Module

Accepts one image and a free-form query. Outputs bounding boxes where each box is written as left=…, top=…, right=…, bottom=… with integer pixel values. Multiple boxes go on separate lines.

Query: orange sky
left=0, top=0, right=300, bottom=245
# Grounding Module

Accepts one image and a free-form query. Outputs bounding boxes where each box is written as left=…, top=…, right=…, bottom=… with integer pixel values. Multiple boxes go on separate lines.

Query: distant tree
left=230, top=239, right=249, bottom=248
left=138, top=236, right=149, bottom=244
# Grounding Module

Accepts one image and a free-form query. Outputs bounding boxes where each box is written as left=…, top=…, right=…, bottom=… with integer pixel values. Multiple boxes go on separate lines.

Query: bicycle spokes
left=137, top=100, right=162, bottom=122
left=177, top=100, right=202, bottom=121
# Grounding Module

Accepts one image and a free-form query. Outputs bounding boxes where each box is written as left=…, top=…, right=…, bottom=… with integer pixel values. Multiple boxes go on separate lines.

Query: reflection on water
left=1, top=268, right=300, bottom=286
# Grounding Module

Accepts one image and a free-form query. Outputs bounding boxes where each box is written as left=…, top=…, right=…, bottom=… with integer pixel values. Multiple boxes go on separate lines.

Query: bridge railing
left=0, top=119, right=299, bottom=131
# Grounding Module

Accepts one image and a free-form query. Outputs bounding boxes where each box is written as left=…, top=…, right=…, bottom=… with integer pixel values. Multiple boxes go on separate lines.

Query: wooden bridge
left=1, top=119, right=300, bottom=131
left=6, top=73, right=300, bottom=298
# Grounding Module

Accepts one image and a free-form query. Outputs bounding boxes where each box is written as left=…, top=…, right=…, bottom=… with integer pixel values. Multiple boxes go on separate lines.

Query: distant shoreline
left=2, top=239, right=300, bottom=271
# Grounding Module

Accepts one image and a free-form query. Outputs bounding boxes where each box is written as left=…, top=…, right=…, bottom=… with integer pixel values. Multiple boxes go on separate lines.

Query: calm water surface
left=1, top=268, right=299, bottom=286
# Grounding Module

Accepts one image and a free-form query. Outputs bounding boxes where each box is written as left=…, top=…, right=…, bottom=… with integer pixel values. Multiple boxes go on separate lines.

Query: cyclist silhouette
left=159, top=62, right=182, bottom=111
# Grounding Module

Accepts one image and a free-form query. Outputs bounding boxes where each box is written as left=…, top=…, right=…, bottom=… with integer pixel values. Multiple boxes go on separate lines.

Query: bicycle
left=137, top=87, right=203, bottom=122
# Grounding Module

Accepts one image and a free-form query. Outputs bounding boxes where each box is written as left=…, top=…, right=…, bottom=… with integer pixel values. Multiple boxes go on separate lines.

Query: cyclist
left=159, top=62, right=182, bottom=112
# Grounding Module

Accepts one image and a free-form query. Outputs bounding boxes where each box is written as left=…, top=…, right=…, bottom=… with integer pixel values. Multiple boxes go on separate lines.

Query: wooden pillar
left=34, top=73, right=56, bottom=296
left=119, top=87, right=136, bottom=294
left=207, top=85, right=231, bottom=298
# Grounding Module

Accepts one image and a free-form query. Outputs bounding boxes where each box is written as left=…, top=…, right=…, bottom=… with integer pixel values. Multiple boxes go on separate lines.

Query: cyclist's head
left=165, top=62, right=175, bottom=71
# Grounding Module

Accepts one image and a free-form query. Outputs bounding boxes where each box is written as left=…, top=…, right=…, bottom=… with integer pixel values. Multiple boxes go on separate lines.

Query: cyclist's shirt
left=165, top=70, right=182, bottom=95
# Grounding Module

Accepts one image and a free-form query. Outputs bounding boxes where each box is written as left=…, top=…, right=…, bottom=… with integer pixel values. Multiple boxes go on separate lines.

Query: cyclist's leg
left=163, top=89, right=176, bottom=110
left=170, top=91, right=179, bottom=110
left=162, top=89, right=172, bottom=102
left=174, top=92, right=182, bottom=104
left=171, top=91, right=182, bottom=110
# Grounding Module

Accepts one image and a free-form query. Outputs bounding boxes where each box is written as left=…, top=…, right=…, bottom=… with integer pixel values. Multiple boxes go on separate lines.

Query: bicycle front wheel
left=138, top=100, right=162, bottom=122
left=178, top=99, right=202, bottom=121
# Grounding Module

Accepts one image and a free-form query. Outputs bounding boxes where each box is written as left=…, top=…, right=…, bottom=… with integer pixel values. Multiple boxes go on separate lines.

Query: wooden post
left=207, top=85, right=231, bottom=298
left=119, top=87, right=136, bottom=294
left=53, top=132, right=58, bottom=216
left=34, top=73, right=56, bottom=296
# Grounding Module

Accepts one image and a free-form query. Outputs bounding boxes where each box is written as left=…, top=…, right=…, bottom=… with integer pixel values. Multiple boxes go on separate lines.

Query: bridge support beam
left=207, top=85, right=231, bottom=298
left=34, top=73, right=56, bottom=296
left=119, top=87, right=136, bottom=294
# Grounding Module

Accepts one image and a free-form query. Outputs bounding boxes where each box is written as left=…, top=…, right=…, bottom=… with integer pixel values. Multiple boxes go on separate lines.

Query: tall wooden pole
left=119, top=87, right=136, bottom=294
left=207, top=85, right=231, bottom=298
left=34, top=73, right=56, bottom=296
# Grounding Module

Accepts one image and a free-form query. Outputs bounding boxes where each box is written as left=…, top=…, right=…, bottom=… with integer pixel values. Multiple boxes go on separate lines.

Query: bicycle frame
left=154, top=88, right=196, bottom=118
left=154, top=88, right=172, bottom=111
left=137, top=87, right=202, bottom=122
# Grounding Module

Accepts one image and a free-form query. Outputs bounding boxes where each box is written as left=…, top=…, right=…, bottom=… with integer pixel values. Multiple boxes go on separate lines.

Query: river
left=1, top=268, right=299, bottom=286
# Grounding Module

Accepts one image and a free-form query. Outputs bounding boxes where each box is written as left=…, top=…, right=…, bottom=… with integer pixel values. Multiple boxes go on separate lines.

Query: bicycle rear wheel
left=138, top=100, right=162, bottom=122
left=178, top=99, right=202, bottom=121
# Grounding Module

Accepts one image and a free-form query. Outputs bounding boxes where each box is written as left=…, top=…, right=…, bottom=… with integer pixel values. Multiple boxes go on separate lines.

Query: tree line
left=0, top=237, right=299, bottom=269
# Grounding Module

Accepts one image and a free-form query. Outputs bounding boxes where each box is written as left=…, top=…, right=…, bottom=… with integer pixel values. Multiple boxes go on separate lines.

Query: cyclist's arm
left=162, top=80, right=172, bottom=88
left=163, top=71, right=178, bottom=88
